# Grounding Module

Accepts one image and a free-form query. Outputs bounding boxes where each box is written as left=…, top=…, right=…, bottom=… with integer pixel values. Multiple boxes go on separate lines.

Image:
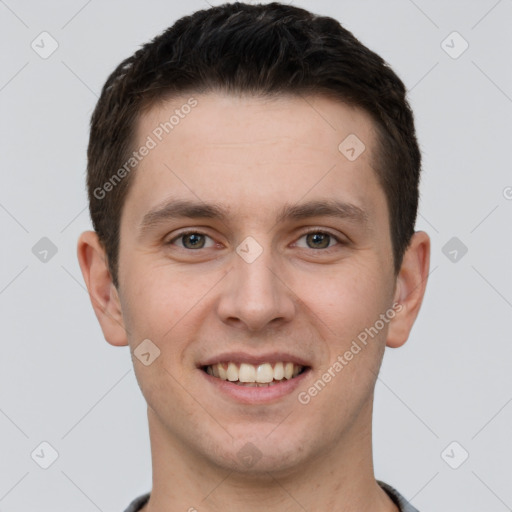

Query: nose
left=216, top=245, right=295, bottom=332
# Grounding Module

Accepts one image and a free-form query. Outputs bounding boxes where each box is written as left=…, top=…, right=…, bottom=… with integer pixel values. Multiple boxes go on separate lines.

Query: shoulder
left=378, top=481, right=420, bottom=512
left=123, top=492, right=150, bottom=512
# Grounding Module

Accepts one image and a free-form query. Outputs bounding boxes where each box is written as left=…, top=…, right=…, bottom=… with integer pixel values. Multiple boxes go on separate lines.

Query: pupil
left=184, top=233, right=204, bottom=249
left=307, top=232, right=330, bottom=249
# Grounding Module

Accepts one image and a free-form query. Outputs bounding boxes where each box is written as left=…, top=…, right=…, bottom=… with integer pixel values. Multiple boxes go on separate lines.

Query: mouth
left=201, top=361, right=308, bottom=387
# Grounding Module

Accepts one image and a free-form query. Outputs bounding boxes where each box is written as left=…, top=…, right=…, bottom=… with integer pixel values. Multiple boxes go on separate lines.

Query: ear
left=386, top=231, right=430, bottom=348
left=77, top=230, right=128, bottom=346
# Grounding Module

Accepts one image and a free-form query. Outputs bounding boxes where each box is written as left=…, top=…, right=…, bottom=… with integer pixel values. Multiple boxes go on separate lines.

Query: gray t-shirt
left=124, top=481, right=419, bottom=511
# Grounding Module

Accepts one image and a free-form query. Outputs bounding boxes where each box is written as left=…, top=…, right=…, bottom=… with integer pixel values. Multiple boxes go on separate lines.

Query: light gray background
left=1, top=1, right=511, bottom=511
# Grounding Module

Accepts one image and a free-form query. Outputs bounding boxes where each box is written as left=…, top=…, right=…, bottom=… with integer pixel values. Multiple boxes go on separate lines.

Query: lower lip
left=200, top=368, right=311, bottom=404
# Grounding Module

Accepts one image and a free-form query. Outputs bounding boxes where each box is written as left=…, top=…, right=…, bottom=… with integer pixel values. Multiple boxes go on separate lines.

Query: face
left=114, top=93, right=401, bottom=474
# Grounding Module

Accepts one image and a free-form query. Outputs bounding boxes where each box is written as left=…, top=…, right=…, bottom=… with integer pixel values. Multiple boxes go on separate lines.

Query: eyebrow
left=138, top=198, right=368, bottom=237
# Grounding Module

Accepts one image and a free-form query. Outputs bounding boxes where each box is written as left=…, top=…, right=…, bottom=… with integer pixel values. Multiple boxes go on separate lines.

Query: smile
left=203, top=362, right=306, bottom=387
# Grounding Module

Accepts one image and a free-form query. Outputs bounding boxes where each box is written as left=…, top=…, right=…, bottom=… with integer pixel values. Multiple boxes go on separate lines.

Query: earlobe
left=386, top=231, right=430, bottom=348
left=77, top=231, right=129, bottom=347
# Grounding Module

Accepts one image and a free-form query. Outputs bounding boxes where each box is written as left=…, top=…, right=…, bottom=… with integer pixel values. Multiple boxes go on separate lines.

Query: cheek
left=118, top=264, right=224, bottom=377
left=120, top=265, right=196, bottom=335
left=303, top=261, right=392, bottom=341
left=120, top=271, right=199, bottom=406
left=295, top=267, right=390, bottom=426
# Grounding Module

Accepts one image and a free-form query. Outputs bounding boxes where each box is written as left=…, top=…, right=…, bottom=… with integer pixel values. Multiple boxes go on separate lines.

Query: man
left=77, top=2, right=429, bottom=511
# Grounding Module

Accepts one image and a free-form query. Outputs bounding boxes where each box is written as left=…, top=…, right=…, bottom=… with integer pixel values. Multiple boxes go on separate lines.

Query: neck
left=142, top=400, right=398, bottom=512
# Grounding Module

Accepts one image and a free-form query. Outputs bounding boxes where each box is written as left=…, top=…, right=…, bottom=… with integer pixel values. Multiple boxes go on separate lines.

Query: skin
left=78, top=93, right=430, bottom=512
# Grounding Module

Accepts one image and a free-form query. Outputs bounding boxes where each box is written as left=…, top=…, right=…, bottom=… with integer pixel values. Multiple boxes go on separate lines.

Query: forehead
left=138, top=92, right=378, bottom=160
left=123, top=92, right=385, bottom=225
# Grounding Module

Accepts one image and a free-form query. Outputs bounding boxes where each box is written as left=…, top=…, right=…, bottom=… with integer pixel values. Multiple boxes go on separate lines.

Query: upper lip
left=199, top=351, right=312, bottom=368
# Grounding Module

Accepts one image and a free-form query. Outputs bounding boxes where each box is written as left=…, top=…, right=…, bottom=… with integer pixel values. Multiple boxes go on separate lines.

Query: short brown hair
left=87, top=2, right=421, bottom=288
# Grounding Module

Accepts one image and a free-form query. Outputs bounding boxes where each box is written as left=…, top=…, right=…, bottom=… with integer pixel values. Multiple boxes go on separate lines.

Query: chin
left=204, top=424, right=316, bottom=476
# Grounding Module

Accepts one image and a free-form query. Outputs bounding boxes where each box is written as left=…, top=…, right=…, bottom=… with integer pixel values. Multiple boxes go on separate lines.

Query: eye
left=295, top=231, right=340, bottom=250
left=169, top=231, right=215, bottom=249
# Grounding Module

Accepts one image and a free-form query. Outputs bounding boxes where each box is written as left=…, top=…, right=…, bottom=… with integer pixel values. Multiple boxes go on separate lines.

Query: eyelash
left=167, top=228, right=345, bottom=251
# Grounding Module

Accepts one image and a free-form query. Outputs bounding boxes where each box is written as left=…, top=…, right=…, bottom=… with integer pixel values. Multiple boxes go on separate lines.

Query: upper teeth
left=205, top=362, right=303, bottom=383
